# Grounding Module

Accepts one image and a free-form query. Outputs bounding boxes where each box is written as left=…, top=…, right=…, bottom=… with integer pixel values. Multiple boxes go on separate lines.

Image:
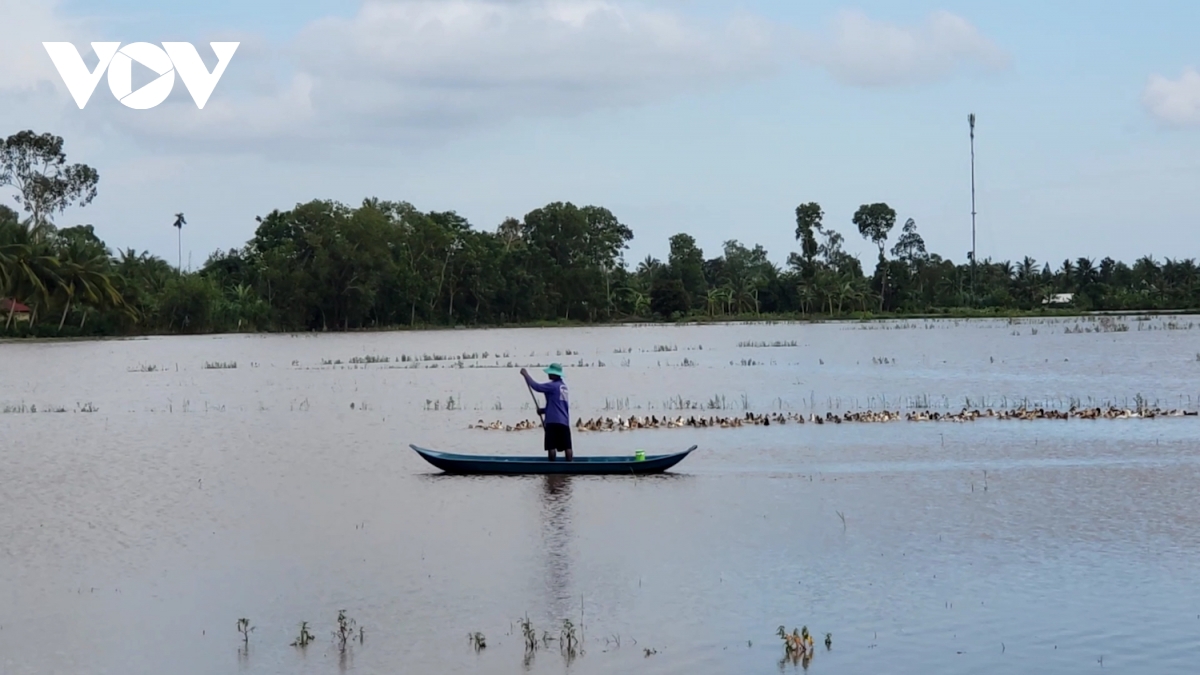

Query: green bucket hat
left=544, top=363, right=564, bottom=377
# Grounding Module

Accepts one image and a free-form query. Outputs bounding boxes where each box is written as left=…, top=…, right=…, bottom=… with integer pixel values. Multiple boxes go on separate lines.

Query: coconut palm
left=1074, top=257, right=1097, bottom=290
left=796, top=279, right=817, bottom=315
left=51, top=237, right=121, bottom=330
left=1, top=219, right=60, bottom=328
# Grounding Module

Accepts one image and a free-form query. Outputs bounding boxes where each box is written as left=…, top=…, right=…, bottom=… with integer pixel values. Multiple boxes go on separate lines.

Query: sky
left=0, top=0, right=1197, bottom=271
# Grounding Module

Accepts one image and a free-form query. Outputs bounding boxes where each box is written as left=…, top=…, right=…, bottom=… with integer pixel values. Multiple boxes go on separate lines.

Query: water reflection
left=6, top=321, right=1200, bottom=675
left=514, top=475, right=577, bottom=673
left=778, top=652, right=812, bottom=672
left=538, top=474, right=574, bottom=622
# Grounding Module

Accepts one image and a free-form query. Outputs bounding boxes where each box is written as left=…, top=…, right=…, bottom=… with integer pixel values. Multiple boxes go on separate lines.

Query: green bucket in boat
left=634, top=449, right=646, bottom=461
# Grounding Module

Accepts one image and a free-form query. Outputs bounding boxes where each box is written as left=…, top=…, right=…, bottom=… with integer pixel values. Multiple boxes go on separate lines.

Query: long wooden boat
left=409, top=444, right=697, bottom=475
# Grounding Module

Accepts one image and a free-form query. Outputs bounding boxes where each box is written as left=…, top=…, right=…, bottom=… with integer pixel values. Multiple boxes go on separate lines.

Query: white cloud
left=1142, top=68, right=1200, bottom=127
left=1, top=1, right=1008, bottom=154
left=794, top=9, right=1009, bottom=87
left=106, top=0, right=780, bottom=151
left=0, top=0, right=87, bottom=93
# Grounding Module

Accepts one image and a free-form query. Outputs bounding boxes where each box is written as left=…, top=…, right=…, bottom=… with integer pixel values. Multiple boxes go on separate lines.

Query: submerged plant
left=520, top=616, right=538, bottom=653
left=237, top=618, right=254, bottom=645
left=291, top=621, right=315, bottom=648
left=332, top=610, right=357, bottom=654
left=560, top=618, right=582, bottom=660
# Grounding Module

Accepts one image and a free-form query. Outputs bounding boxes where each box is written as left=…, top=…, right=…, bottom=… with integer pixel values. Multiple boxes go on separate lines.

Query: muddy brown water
left=2, top=316, right=1199, bottom=674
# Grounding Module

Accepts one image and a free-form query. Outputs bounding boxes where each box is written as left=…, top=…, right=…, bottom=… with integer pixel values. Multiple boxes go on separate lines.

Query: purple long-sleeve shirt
left=524, top=373, right=570, bottom=425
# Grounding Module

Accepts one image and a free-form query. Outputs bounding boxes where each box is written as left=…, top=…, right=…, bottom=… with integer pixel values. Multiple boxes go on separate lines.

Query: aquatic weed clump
left=560, top=618, right=582, bottom=660
left=290, top=621, right=315, bottom=648
left=336, top=610, right=360, bottom=651
left=518, top=616, right=537, bottom=653
left=737, top=340, right=798, bottom=348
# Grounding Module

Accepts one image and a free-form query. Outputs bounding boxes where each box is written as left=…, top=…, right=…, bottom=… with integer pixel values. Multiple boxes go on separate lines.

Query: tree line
left=2, top=129, right=1198, bottom=337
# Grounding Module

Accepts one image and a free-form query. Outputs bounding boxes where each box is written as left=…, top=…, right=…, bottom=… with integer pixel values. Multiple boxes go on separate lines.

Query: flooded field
left=2, top=315, right=1200, bottom=674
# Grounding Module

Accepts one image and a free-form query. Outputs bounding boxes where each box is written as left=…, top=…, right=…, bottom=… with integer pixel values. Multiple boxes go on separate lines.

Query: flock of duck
left=467, top=405, right=1198, bottom=432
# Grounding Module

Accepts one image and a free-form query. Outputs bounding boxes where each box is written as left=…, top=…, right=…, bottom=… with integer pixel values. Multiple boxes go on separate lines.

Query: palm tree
left=985, top=260, right=1013, bottom=301
left=796, top=280, right=817, bottom=315
left=1074, top=257, right=1097, bottom=290
left=732, top=279, right=755, bottom=315
left=1160, top=258, right=1198, bottom=305
left=817, top=272, right=839, bottom=314
left=936, top=267, right=967, bottom=307
left=52, top=238, right=121, bottom=330
left=1174, top=259, right=1199, bottom=304
left=635, top=255, right=662, bottom=282
left=715, top=287, right=734, bottom=316
left=706, top=287, right=724, bottom=317
left=1, top=220, right=60, bottom=329
left=173, top=212, right=186, bottom=272
left=1133, top=255, right=1162, bottom=305
left=855, top=277, right=872, bottom=312
left=834, top=276, right=860, bottom=314
left=1013, top=256, right=1040, bottom=307
left=1017, top=256, right=1037, bottom=280
left=1058, top=259, right=1076, bottom=291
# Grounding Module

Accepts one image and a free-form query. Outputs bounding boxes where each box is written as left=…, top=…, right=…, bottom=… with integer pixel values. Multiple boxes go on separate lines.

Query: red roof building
left=2, top=298, right=31, bottom=315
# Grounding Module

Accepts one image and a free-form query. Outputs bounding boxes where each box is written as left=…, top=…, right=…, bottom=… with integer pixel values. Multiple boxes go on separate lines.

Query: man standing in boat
left=521, top=364, right=573, bottom=461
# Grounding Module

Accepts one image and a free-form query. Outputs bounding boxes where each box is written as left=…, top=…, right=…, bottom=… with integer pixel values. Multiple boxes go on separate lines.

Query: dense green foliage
left=2, top=130, right=1199, bottom=337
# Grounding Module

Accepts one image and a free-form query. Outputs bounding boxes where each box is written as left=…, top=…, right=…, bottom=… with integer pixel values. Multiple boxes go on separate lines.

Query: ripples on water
left=2, top=317, right=1199, bottom=674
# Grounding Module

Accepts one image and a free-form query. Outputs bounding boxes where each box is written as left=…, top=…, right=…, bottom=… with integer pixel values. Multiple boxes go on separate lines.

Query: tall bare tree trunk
left=878, top=249, right=889, bottom=313
left=880, top=267, right=889, bottom=312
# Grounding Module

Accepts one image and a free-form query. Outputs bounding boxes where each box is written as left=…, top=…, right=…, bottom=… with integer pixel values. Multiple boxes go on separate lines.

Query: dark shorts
left=544, top=423, right=572, bottom=451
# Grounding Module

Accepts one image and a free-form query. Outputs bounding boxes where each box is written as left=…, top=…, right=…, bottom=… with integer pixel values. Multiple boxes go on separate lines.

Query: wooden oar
left=526, top=380, right=546, bottom=429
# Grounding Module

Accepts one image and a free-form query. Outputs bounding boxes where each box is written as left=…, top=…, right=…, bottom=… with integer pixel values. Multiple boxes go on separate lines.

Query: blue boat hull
left=409, top=444, right=697, bottom=475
